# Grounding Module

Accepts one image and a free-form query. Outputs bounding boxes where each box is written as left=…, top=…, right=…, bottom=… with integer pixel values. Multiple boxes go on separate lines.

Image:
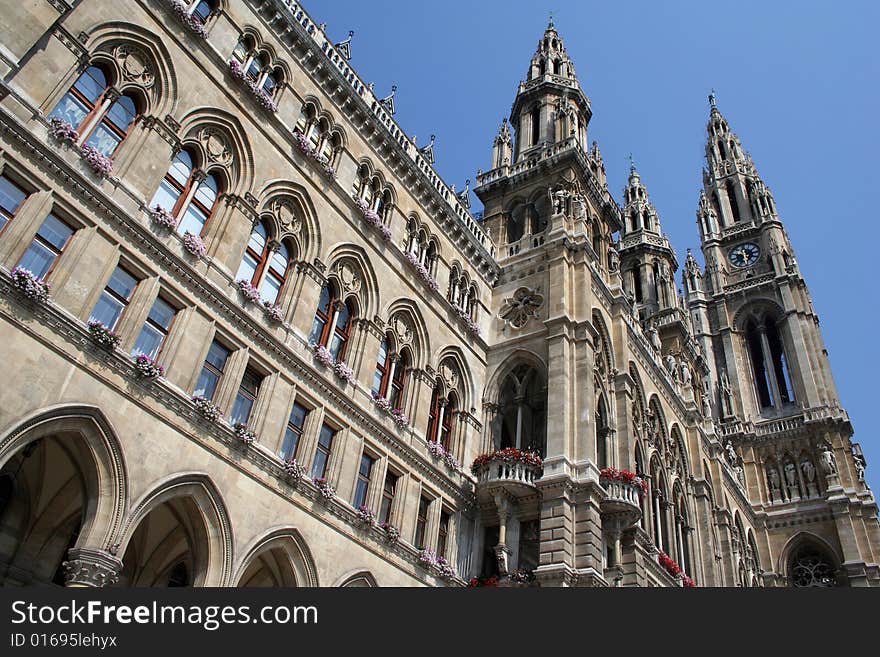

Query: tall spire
left=622, top=161, right=662, bottom=236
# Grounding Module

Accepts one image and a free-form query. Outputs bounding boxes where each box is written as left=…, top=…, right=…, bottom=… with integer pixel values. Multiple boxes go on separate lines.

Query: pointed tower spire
left=334, top=31, right=354, bottom=61
left=379, top=85, right=397, bottom=115
left=622, top=160, right=662, bottom=236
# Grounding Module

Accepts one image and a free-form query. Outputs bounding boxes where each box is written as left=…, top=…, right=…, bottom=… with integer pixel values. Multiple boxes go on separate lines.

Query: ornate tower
left=692, top=96, right=880, bottom=585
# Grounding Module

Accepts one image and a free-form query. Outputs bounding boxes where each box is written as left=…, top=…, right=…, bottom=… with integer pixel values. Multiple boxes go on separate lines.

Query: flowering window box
left=149, top=205, right=177, bottom=231
left=80, top=145, right=113, bottom=177
left=313, top=477, right=336, bottom=501
left=657, top=550, right=695, bottom=588
left=181, top=232, right=207, bottom=258
left=470, top=448, right=543, bottom=476
left=228, top=60, right=277, bottom=112
left=454, top=305, right=481, bottom=337
left=436, top=556, right=456, bottom=580
left=133, top=353, right=165, bottom=379
left=311, top=343, right=335, bottom=368
left=404, top=251, right=439, bottom=291
left=192, top=395, right=221, bottom=423
left=355, top=505, right=375, bottom=526
left=467, top=575, right=499, bottom=587
left=88, top=321, right=121, bottom=350
left=599, top=467, right=648, bottom=495
left=233, top=422, right=256, bottom=445
left=372, top=393, right=409, bottom=428
left=418, top=549, right=437, bottom=568
left=9, top=267, right=50, bottom=304
left=509, top=569, right=536, bottom=585
left=425, top=439, right=461, bottom=471
left=48, top=117, right=78, bottom=145
left=235, top=279, right=263, bottom=306
left=380, top=522, right=400, bottom=543
left=353, top=196, right=392, bottom=241
left=263, top=301, right=284, bottom=323
left=167, top=0, right=209, bottom=39
left=333, top=360, right=355, bottom=384
left=283, top=458, right=306, bottom=482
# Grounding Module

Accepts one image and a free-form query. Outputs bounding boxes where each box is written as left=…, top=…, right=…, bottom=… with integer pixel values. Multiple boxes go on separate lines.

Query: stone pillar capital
left=63, top=547, right=123, bottom=587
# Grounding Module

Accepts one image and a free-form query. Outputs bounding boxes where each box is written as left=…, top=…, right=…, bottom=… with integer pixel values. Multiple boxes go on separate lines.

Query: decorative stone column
left=63, top=548, right=123, bottom=587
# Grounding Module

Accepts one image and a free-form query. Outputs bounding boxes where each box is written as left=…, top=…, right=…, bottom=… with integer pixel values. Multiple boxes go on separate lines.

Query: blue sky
left=306, top=1, right=880, bottom=491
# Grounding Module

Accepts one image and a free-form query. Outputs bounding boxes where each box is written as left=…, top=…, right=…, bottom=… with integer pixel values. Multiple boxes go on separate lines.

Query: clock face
left=729, top=243, right=760, bottom=268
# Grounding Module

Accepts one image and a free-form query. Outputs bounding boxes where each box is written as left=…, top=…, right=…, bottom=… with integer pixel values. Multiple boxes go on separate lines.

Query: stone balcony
left=473, top=451, right=543, bottom=503
left=599, top=471, right=646, bottom=531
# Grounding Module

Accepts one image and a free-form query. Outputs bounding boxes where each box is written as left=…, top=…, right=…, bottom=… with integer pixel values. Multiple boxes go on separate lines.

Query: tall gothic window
left=596, top=396, right=609, bottom=469
left=150, top=150, right=222, bottom=237
left=372, top=337, right=410, bottom=410
left=789, top=543, right=837, bottom=588
left=496, top=364, right=547, bottom=457
left=726, top=179, right=742, bottom=223
left=309, top=284, right=355, bottom=360
left=745, top=315, right=795, bottom=410
left=235, top=221, right=291, bottom=305
left=426, top=388, right=457, bottom=450
left=49, top=66, right=139, bottom=157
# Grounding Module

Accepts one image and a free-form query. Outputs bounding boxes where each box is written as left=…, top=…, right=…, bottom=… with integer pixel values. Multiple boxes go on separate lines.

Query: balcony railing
left=472, top=449, right=543, bottom=501
left=599, top=469, right=646, bottom=529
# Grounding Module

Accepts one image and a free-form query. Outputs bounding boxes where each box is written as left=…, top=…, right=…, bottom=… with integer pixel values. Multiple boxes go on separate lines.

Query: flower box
left=470, top=448, right=543, bottom=476
left=380, top=522, right=400, bottom=543
left=283, top=458, right=306, bottom=481
left=599, top=467, right=648, bottom=494
left=372, top=393, right=409, bottom=428
left=404, top=251, right=439, bottom=291
left=88, top=320, right=120, bottom=349
left=133, top=353, right=164, bottom=379
left=426, top=440, right=460, bottom=471
left=355, top=505, right=375, bottom=525
left=657, top=550, right=694, bottom=587
left=264, top=301, right=284, bottom=323
left=454, top=305, right=481, bottom=337
left=182, top=231, right=207, bottom=258
left=467, top=575, right=499, bottom=587
left=149, top=205, right=177, bottom=231
left=235, top=279, right=263, bottom=305
left=311, top=343, right=335, bottom=368
left=80, top=145, right=113, bottom=177
left=48, top=117, right=78, bottom=145
left=233, top=422, right=256, bottom=445
left=9, top=267, right=50, bottom=303
left=333, top=360, right=355, bottom=384
left=353, top=196, right=392, bottom=241
left=436, top=556, right=455, bottom=580
left=313, top=477, right=335, bottom=501
left=418, top=549, right=437, bottom=568
left=192, top=395, right=221, bottom=423
left=168, top=0, right=208, bottom=38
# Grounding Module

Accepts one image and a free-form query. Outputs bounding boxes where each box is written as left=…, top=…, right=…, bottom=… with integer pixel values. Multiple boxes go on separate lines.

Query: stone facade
left=0, top=1, right=875, bottom=588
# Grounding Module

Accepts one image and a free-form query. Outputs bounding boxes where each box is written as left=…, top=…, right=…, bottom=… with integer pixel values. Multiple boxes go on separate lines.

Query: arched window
left=150, top=150, right=222, bottom=236
left=372, top=338, right=410, bottom=409
left=235, top=223, right=291, bottom=304
left=789, top=543, right=837, bottom=587
left=530, top=107, right=541, bottom=147
left=261, top=241, right=289, bottom=304
left=745, top=315, right=795, bottom=410
left=49, top=66, right=139, bottom=157
left=596, top=396, right=609, bottom=468
left=426, top=388, right=457, bottom=450
left=309, top=284, right=355, bottom=360
left=726, top=179, right=742, bottom=223
left=495, top=364, right=547, bottom=456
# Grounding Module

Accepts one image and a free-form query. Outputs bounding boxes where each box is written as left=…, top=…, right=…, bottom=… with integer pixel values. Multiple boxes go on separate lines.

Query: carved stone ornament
left=199, top=127, right=233, bottom=166
left=499, top=286, right=544, bottom=328
left=439, top=360, right=459, bottom=391
left=272, top=198, right=301, bottom=234
left=62, top=547, right=123, bottom=587
left=114, top=44, right=155, bottom=88
left=391, top=313, right=413, bottom=346
left=333, top=259, right=362, bottom=295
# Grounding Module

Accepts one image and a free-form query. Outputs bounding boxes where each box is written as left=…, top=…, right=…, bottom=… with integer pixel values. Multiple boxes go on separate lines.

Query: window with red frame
left=437, top=509, right=451, bottom=560
left=235, top=221, right=290, bottom=305
left=0, top=174, right=29, bottom=233
left=426, top=389, right=456, bottom=450
left=308, top=284, right=355, bottom=360
left=149, top=149, right=222, bottom=237
left=48, top=66, right=139, bottom=158
left=414, top=495, right=430, bottom=550
left=378, top=470, right=398, bottom=526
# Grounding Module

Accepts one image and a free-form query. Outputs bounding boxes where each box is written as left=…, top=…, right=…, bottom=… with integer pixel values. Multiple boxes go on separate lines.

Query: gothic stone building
left=0, top=0, right=876, bottom=588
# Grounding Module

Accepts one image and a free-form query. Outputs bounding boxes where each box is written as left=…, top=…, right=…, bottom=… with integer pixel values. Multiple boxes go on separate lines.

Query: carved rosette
left=498, top=287, right=544, bottom=329
left=62, top=547, right=124, bottom=587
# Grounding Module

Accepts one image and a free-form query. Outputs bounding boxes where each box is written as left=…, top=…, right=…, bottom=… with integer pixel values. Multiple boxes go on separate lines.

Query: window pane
left=205, top=341, right=230, bottom=371
left=177, top=203, right=207, bottom=236
left=194, top=368, right=219, bottom=400
left=235, top=251, right=258, bottom=283
left=73, top=67, right=107, bottom=104
left=84, top=123, right=121, bottom=157
left=328, top=333, right=344, bottom=359
left=149, top=178, right=181, bottom=213
left=0, top=175, right=27, bottom=219
left=359, top=454, right=374, bottom=479
left=308, top=317, right=326, bottom=346
left=269, top=245, right=288, bottom=276
left=38, top=215, right=74, bottom=250
left=193, top=0, right=211, bottom=22
left=280, top=428, right=300, bottom=461
left=317, top=425, right=334, bottom=450
left=90, top=292, right=124, bottom=329
left=230, top=393, right=254, bottom=426
left=249, top=223, right=267, bottom=252
left=259, top=275, right=281, bottom=305
left=311, top=451, right=328, bottom=479
left=354, top=480, right=368, bottom=509
left=105, top=96, right=137, bottom=132
left=289, top=403, right=308, bottom=429
left=195, top=175, right=218, bottom=208
left=147, top=298, right=176, bottom=330
left=107, top=267, right=137, bottom=301
left=48, top=94, right=89, bottom=129
left=132, top=323, right=164, bottom=359
left=17, top=242, right=57, bottom=279
left=169, top=151, right=193, bottom=186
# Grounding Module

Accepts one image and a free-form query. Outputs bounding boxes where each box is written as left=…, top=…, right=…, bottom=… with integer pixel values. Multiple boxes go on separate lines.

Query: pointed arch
left=232, top=527, right=318, bottom=587
left=117, top=473, right=232, bottom=586
left=0, top=404, right=127, bottom=550
left=383, top=298, right=431, bottom=370
left=777, top=531, right=842, bottom=585
left=176, top=107, right=255, bottom=195
left=484, top=349, right=547, bottom=406
left=334, top=569, right=378, bottom=587
left=323, top=245, right=380, bottom=319
left=255, top=179, right=321, bottom=263
left=435, top=346, right=475, bottom=412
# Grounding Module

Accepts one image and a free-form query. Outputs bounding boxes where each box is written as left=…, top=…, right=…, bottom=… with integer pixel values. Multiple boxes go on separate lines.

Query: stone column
left=63, top=548, right=123, bottom=588
left=0, top=189, right=54, bottom=267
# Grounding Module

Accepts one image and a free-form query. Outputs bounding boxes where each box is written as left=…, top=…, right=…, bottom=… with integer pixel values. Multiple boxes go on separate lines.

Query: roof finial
left=709, top=88, right=717, bottom=110
left=628, top=152, right=636, bottom=174
left=548, top=11, right=555, bottom=29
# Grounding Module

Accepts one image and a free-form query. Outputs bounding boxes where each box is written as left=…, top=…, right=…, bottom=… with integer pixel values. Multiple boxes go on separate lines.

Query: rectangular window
left=0, top=174, right=28, bottom=232
left=414, top=495, right=430, bottom=550
left=194, top=339, right=230, bottom=401
left=311, top=423, right=335, bottom=479
left=378, top=471, right=398, bottom=525
left=353, top=452, right=375, bottom=510
left=437, top=510, right=451, bottom=559
left=281, top=402, right=309, bottom=462
left=230, top=367, right=262, bottom=426
left=132, top=296, right=176, bottom=359
left=89, top=266, right=138, bottom=330
left=17, top=214, right=74, bottom=279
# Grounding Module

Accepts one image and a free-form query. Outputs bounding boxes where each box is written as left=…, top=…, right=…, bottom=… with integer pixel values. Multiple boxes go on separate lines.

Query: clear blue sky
left=307, top=1, right=880, bottom=491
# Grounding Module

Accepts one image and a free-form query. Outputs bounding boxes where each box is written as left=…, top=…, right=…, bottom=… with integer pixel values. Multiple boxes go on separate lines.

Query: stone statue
left=664, top=354, right=677, bottom=375
left=767, top=467, right=781, bottom=495
left=608, top=246, right=620, bottom=273
left=735, top=464, right=745, bottom=487
left=719, top=368, right=734, bottom=416
left=679, top=361, right=692, bottom=387
left=701, top=377, right=712, bottom=416
left=819, top=446, right=837, bottom=475
left=854, top=454, right=866, bottom=482
left=784, top=462, right=798, bottom=488
left=725, top=440, right=737, bottom=466
left=647, top=325, right=662, bottom=353
left=800, top=458, right=816, bottom=484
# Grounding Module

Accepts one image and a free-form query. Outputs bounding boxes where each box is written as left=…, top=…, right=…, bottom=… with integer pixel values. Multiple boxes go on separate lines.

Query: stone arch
left=117, top=473, right=232, bottom=587
left=80, top=21, right=179, bottom=117
left=383, top=298, right=431, bottom=370
left=177, top=107, right=255, bottom=196
left=484, top=349, right=547, bottom=406
left=0, top=405, right=127, bottom=552
left=485, top=351, right=548, bottom=456
left=434, top=346, right=474, bottom=412
left=323, top=245, right=380, bottom=320
left=591, top=309, right=614, bottom=378
left=778, top=531, right=843, bottom=587
left=255, top=180, right=321, bottom=263
left=334, top=569, right=378, bottom=587
left=232, top=527, right=318, bottom=587
left=731, top=298, right=786, bottom=332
